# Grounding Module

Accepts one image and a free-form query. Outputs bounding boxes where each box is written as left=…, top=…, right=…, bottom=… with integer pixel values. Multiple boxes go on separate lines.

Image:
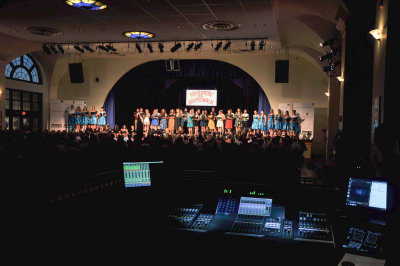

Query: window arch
left=5, top=54, right=42, bottom=84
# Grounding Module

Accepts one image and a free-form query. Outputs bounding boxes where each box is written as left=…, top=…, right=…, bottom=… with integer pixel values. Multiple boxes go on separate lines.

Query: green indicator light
left=229, top=190, right=232, bottom=194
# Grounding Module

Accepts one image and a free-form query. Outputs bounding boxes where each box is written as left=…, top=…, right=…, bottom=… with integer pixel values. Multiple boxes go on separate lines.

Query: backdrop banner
left=186, top=90, right=217, bottom=106
left=50, top=100, right=87, bottom=131
left=293, top=102, right=314, bottom=140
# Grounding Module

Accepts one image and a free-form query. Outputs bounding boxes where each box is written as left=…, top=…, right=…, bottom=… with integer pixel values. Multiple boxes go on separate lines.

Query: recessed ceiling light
left=65, top=0, right=107, bottom=11
left=123, top=31, right=155, bottom=39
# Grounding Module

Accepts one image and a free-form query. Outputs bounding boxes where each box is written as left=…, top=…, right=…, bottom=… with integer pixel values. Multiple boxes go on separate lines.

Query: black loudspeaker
left=69, top=63, right=84, bottom=83
left=275, top=60, right=289, bottom=83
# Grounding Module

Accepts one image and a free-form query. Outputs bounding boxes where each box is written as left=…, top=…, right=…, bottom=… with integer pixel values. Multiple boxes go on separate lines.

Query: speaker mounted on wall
left=275, top=60, right=289, bottom=83
left=69, top=63, right=84, bottom=83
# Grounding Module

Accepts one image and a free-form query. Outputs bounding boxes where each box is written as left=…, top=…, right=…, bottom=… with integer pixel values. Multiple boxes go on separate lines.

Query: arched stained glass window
left=5, top=54, right=42, bottom=84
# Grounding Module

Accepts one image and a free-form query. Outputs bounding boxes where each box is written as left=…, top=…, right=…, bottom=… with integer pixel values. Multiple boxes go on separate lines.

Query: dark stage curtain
left=258, top=88, right=270, bottom=115
left=104, top=89, right=115, bottom=128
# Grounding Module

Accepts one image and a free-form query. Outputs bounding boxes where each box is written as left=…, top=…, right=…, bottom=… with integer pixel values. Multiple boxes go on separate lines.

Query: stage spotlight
left=194, top=42, right=202, bottom=51
left=259, top=40, right=265, bottom=51
left=330, top=46, right=342, bottom=54
left=98, top=44, right=109, bottom=52
left=323, top=65, right=334, bottom=72
left=158, top=42, right=164, bottom=53
left=319, top=52, right=335, bottom=62
left=171, top=43, right=182, bottom=53
left=320, top=37, right=338, bottom=48
left=214, top=41, right=222, bottom=51
left=42, top=45, right=51, bottom=55
left=186, top=42, right=194, bottom=52
left=74, top=45, right=85, bottom=53
left=106, top=44, right=116, bottom=52
left=223, top=41, right=231, bottom=51
left=83, top=44, right=94, bottom=52
left=57, top=44, right=65, bottom=54
left=136, top=43, right=142, bottom=53
left=250, top=41, right=255, bottom=51
left=147, top=43, right=153, bottom=53
left=49, top=45, right=58, bottom=54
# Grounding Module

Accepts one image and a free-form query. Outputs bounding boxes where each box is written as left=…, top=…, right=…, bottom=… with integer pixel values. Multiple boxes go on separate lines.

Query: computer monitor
left=346, top=178, right=387, bottom=211
left=123, top=161, right=163, bottom=188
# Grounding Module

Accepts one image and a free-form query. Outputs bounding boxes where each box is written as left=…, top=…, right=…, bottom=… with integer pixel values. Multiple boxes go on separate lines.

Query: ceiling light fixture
left=158, top=43, right=164, bottom=53
left=186, top=42, right=194, bottom=52
left=106, top=44, right=116, bottom=52
left=98, top=44, right=109, bottom=52
left=223, top=41, right=231, bottom=51
left=49, top=45, right=58, bottom=54
left=74, top=45, right=85, bottom=53
left=319, top=52, right=335, bottom=62
left=136, top=43, right=142, bottom=53
left=65, top=0, right=107, bottom=11
left=42, top=45, right=51, bottom=55
left=171, top=43, right=182, bottom=53
left=250, top=41, right=255, bottom=51
left=57, top=45, right=65, bottom=54
left=325, top=92, right=330, bottom=97
left=83, top=44, right=94, bottom=52
left=337, top=76, right=344, bottom=82
left=323, top=65, right=333, bottom=72
left=369, top=29, right=383, bottom=40
left=194, top=42, right=202, bottom=51
left=147, top=43, right=153, bottom=53
left=123, top=31, right=155, bottom=39
left=259, top=40, right=265, bottom=51
left=214, top=41, right=223, bottom=51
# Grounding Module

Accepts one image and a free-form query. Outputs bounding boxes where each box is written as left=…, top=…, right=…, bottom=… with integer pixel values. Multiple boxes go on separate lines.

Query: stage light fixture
left=171, top=43, right=182, bottom=53
left=320, top=37, right=338, bottom=48
left=106, top=44, right=116, bottom=52
left=250, top=41, right=255, bottom=51
left=214, top=41, right=223, bottom=51
left=42, top=45, right=51, bottom=55
left=323, top=65, right=333, bottom=72
left=259, top=40, right=265, bottom=51
left=319, top=52, right=335, bottom=62
left=186, top=42, right=194, bottom=52
left=223, top=41, right=231, bottom=51
left=194, top=42, right=202, bottom=51
left=369, top=29, right=383, bottom=40
left=337, top=76, right=344, bottom=82
left=98, top=45, right=109, bottom=52
left=49, top=45, right=58, bottom=54
left=330, top=46, right=342, bottom=54
left=158, top=42, right=164, bottom=53
left=74, top=45, right=85, bottom=53
left=136, top=43, right=142, bottom=53
left=57, top=44, right=65, bottom=54
left=83, top=44, right=94, bottom=52
left=147, top=43, right=153, bottom=53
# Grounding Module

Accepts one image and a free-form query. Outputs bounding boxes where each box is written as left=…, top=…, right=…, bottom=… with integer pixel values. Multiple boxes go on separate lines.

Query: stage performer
left=160, top=109, right=168, bottom=131
left=259, top=110, right=267, bottom=136
left=67, top=105, right=75, bottom=132
left=168, top=109, right=175, bottom=133
left=235, top=108, right=243, bottom=135
left=242, top=109, right=250, bottom=134
left=268, top=109, right=275, bottom=136
left=134, top=108, right=140, bottom=130
left=174, top=109, right=182, bottom=133
left=275, top=109, right=283, bottom=135
left=143, top=109, right=150, bottom=135
left=89, top=106, right=98, bottom=131
left=208, top=111, right=216, bottom=133
left=193, top=109, right=200, bottom=135
left=98, top=107, right=107, bottom=132
left=216, top=110, right=225, bottom=134
left=81, top=106, right=89, bottom=132
left=291, top=110, right=299, bottom=136
left=181, top=108, right=188, bottom=133
left=200, top=110, right=207, bottom=134
left=225, top=109, right=234, bottom=134
left=187, top=109, right=194, bottom=136
left=150, top=109, right=159, bottom=131
left=282, top=111, right=291, bottom=136
left=251, top=110, right=259, bottom=133
left=75, top=106, right=82, bottom=132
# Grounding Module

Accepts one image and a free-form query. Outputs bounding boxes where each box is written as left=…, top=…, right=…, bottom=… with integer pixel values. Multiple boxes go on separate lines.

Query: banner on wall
left=293, top=102, right=314, bottom=140
left=50, top=100, right=87, bottom=131
left=278, top=103, right=292, bottom=115
left=186, top=90, right=217, bottom=106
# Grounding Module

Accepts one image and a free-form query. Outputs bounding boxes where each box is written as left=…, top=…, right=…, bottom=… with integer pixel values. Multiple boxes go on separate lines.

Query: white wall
left=50, top=50, right=328, bottom=154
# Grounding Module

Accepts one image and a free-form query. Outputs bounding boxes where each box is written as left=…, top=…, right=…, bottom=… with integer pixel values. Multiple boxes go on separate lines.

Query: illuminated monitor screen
left=123, top=161, right=163, bottom=188
left=186, top=90, right=217, bottom=106
left=238, top=197, right=272, bottom=216
left=346, top=178, right=387, bottom=210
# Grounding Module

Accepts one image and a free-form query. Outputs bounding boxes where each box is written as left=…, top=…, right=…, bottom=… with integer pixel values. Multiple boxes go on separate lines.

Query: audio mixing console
left=168, top=204, right=203, bottom=228
left=295, top=212, right=333, bottom=243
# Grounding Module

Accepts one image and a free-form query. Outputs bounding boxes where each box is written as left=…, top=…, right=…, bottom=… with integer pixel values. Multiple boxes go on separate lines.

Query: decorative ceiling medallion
left=202, top=21, right=241, bottom=31
left=27, top=26, right=63, bottom=36
left=123, top=31, right=155, bottom=39
left=65, top=0, right=107, bottom=10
